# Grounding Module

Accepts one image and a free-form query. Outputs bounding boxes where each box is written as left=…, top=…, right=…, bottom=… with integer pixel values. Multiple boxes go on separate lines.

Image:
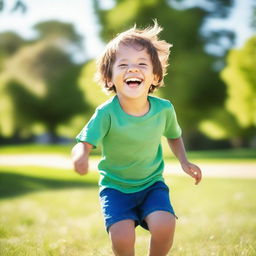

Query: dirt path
left=0, top=154, right=255, bottom=178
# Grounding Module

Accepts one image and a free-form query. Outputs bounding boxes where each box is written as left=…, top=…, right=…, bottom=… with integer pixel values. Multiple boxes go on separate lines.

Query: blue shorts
left=99, top=181, right=176, bottom=232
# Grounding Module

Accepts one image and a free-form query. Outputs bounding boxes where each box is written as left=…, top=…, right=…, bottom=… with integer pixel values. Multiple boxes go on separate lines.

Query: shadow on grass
left=0, top=172, right=98, bottom=199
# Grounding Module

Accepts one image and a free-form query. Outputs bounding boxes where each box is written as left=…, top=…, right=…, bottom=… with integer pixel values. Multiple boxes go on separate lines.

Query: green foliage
left=79, top=60, right=112, bottom=110
left=221, top=36, right=256, bottom=128
left=0, top=45, right=87, bottom=137
left=0, top=32, right=24, bottom=59
left=34, top=20, right=82, bottom=48
left=199, top=107, right=242, bottom=140
left=201, top=36, right=256, bottom=146
left=98, top=0, right=140, bottom=40
left=0, top=21, right=89, bottom=139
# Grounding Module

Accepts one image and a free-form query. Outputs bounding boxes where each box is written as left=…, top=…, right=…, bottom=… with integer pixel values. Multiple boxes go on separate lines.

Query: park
left=0, top=145, right=255, bottom=255
left=0, top=0, right=255, bottom=255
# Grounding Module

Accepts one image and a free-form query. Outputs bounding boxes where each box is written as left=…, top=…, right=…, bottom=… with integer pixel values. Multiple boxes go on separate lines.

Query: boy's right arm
left=71, top=142, right=93, bottom=175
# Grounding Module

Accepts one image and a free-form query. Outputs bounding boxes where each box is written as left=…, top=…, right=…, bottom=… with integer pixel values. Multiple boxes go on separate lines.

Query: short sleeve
left=76, top=108, right=110, bottom=148
left=163, top=104, right=182, bottom=139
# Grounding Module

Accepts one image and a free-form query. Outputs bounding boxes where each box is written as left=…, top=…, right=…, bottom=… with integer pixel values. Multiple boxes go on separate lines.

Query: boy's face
left=109, top=44, right=158, bottom=100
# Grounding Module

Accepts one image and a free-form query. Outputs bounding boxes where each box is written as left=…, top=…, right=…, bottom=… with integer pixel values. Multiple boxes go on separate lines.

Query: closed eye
left=139, top=63, right=147, bottom=66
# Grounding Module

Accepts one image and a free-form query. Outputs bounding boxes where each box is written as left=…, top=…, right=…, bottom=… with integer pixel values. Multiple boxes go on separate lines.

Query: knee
left=110, top=229, right=135, bottom=255
left=150, top=216, right=175, bottom=242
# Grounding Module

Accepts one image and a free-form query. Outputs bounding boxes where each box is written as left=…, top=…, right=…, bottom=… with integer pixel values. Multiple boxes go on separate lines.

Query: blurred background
left=0, top=0, right=255, bottom=150
left=1, top=1, right=256, bottom=255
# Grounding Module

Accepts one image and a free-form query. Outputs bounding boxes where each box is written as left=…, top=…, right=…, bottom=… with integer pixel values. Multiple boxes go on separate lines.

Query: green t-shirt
left=76, top=95, right=181, bottom=193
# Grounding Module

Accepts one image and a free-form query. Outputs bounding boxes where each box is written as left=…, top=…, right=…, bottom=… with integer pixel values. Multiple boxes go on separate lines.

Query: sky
left=0, top=0, right=107, bottom=60
left=0, top=0, right=255, bottom=60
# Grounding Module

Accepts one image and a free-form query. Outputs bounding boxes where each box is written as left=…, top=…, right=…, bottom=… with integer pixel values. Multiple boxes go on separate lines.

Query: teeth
left=125, top=78, right=142, bottom=83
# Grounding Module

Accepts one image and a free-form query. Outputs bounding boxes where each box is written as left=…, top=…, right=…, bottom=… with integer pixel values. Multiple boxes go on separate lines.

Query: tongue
left=127, top=82, right=139, bottom=88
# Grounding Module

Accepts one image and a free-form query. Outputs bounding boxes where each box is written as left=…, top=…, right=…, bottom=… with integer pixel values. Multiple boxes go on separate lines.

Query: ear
left=107, top=81, right=113, bottom=88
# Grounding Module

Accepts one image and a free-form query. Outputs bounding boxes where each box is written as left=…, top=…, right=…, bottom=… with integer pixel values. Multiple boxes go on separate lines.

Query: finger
left=193, top=172, right=199, bottom=185
left=78, top=169, right=87, bottom=175
left=195, top=170, right=202, bottom=185
left=190, top=168, right=201, bottom=185
left=196, top=166, right=202, bottom=183
left=197, top=169, right=202, bottom=183
left=75, top=162, right=87, bottom=172
left=75, top=165, right=86, bottom=175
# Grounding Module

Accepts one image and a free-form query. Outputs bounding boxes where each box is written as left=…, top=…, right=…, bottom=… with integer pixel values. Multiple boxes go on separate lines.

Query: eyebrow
left=117, top=57, right=149, bottom=62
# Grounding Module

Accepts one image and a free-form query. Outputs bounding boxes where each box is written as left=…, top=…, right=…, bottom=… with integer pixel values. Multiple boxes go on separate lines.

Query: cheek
left=112, top=69, right=124, bottom=80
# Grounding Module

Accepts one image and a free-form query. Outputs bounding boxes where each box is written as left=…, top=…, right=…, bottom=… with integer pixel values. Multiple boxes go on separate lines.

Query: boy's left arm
left=167, top=137, right=202, bottom=185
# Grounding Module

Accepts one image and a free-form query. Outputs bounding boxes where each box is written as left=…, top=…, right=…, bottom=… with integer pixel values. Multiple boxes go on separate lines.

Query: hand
left=71, top=143, right=90, bottom=175
left=181, top=161, right=202, bottom=185
left=73, top=154, right=89, bottom=175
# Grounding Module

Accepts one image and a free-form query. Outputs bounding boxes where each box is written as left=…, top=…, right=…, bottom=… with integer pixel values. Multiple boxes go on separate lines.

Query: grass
left=0, top=143, right=255, bottom=163
left=0, top=144, right=73, bottom=155
left=0, top=165, right=256, bottom=255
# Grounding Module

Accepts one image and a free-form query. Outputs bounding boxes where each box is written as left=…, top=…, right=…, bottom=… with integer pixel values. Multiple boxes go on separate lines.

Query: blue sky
left=0, top=0, right=254, bottom=60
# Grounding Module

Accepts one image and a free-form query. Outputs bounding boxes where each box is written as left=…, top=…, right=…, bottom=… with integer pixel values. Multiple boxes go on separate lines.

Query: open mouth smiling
left=124, top=78, right=143, bottom=87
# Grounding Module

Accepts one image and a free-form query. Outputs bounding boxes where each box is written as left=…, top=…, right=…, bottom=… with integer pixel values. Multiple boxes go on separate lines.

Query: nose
left=127, top=64, right=139, bottom=73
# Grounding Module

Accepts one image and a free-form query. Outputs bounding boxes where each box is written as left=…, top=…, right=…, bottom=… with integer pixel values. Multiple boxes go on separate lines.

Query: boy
left=71, top=21, right=202, bottom=256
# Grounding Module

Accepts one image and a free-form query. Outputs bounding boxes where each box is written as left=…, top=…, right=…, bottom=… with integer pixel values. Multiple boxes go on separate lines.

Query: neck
left=117, top=96, right=150, bottom=117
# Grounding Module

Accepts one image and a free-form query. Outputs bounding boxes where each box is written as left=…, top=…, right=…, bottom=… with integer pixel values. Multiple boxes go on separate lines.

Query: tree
left=34, top=20, right=83, bottom=48
left=0, top=0, right=27, bottom=13
left=0, top=21, right=89, bottom=140
left=79, top=60, right=110, bottom=110
left=0, top=32, right=25, bottom=58
left=221, top=36, right=256, bottom=146
left=199, top=36, right=256, bottom=147
left=221, top=36, right=256, bottom=128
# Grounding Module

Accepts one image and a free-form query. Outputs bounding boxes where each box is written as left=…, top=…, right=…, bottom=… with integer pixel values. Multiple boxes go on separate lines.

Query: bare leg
left=145, top=211, right=176, bottom=256
left=109, top=219, right=136, bottom=256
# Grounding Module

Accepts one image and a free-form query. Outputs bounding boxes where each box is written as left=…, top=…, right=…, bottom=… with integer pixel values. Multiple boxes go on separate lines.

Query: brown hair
left=95, top=21, right=172, bottom=93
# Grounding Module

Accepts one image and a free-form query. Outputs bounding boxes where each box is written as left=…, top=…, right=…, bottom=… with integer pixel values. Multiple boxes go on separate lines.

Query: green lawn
left=0, top=166, right=255, bottom=256
left=0, top=143, right=255, bottom=163
left=0, top=144, right=73, bottom=155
